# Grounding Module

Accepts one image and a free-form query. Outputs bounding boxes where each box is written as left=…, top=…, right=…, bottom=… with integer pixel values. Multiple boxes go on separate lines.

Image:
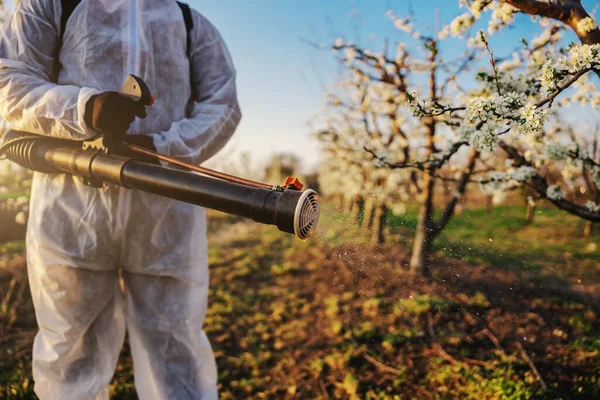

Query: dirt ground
left=1, top=214, right=599, bottom=399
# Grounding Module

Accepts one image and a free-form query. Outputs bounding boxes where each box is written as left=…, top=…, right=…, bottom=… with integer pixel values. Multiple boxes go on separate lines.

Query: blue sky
left=189, top=0, right=597, bottom=172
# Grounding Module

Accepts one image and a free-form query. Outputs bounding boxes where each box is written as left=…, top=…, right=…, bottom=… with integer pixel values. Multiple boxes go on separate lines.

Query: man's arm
left=0, top=0, right=99, bottom=140
left=150, top=11, right=242, bottom=165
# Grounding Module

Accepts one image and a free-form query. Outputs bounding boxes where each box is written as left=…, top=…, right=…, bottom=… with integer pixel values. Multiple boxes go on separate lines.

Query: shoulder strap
left=60, top=0, right=81, bottom=45
left=53, top=0, right=195, bottom=95
left=176, top=1, right=196, bottom=99
left=52, top=0, right=82, bottom=82
left=176, top=1, right=194, bottom=59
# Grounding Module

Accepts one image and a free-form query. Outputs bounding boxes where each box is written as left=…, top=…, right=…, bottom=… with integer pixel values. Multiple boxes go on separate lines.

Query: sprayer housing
left=0, top=131, right=321, bottom=239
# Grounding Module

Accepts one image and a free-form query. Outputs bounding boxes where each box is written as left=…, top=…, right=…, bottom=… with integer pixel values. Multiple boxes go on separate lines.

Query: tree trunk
left=410, top=172, right=434, bottom=277
left=525, top=201, right=536, bottom=225
left=350, top=196, right=363, bottom=224
left=485, top=195, right=493, bottom=215
left=584, top=221, right=593, bottom=239
left=343, top=195, right=353, bottom=214
left=410, top=40, right=438, bottom=278
left=334, top=194, right=344, bottom=210
left=371, top=202, right=387, bottom=244
left=410, top=214, right=432, bottom=276
left=362, top=198, right=375, bottom=230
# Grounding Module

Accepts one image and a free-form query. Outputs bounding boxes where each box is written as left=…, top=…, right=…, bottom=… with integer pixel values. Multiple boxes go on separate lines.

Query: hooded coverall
left=0, top=0, right=241, bottom=398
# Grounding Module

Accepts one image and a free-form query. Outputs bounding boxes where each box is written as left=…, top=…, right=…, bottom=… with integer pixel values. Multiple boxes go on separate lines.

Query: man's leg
left=123, top=270, right=218, bottom=400
left=28, top=257, right=125, bottom=400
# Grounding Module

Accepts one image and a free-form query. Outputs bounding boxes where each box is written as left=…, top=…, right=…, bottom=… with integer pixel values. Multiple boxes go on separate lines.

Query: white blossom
left=488, top=3, right=517, bottom=34
left=540, top=44, right=600, bottom=93
left=387, top=11, right=413, bottom=34
left=586, top=201, right=600, bottom=212
left=512, top=166, right=537, bottom=181
left=15, top=211, right=27, bottom=226
left=576, top=17, right=598, bottom=34
left=450, top=13, right=475, bottom=36
left=592, top=166, right=600, bottom=188
left=546, top=185, right=565, bottom=200
left=545, top=141, right=573, bottom=160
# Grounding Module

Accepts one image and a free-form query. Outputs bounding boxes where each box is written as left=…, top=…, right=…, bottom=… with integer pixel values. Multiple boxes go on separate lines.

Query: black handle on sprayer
left=119, top=74, right=155, bottom=106
left=80, top=74, right=155, bottom=170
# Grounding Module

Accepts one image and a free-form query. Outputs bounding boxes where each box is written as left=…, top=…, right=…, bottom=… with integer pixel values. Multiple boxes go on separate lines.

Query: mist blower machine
left=0, top=75, right=320, bottom=240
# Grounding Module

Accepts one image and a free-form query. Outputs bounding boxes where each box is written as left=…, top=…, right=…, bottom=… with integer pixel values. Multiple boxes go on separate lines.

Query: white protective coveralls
left=0, top=0, right=241, bottom=399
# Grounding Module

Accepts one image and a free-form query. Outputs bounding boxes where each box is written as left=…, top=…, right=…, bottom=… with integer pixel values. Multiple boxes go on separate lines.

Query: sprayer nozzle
left=294, top=189, right=320, bottom=240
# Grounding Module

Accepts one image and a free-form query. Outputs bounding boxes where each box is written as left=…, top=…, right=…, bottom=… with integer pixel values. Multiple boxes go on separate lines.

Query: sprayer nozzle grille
left=294, top=189, right=320, bottom=240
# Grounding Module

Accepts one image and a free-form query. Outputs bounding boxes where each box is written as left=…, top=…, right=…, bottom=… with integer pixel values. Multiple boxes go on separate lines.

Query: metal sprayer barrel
left=0, top=131, right=320, bottom=239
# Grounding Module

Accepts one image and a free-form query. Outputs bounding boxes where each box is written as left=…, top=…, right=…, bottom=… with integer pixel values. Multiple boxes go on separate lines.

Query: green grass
left=0, top=192, right=28, bottom=202
left=387, top=205, right=600, bottom=280
left=0, top=241, right=25, bottom=256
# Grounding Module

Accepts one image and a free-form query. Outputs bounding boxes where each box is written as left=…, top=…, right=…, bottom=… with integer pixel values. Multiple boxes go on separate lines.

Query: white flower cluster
left=511, top=166, right=538, bottom=181
left=462, top=92, right=547, bottom=151
left=476, top=69, right=540, bottom=96
left=570, top=79, right=600, bottom=108
left=487, top=2, right=517, bottom=34
left=444, top=1, right=516, bottom=38
left=518, top=103, right=548, bottom=134
left=406, top=92, right=446, bottom=117
left=585, top=201, right=600, bottom=212
left=576, top=17, right=598, bottom=34
left=450, top=13, right=475, bottom=37
left=479, top=166, right=537, bottom=194
left=592, top=166, right=600, bottom=188
left=386, top=10, right=414, bottom=34
left=459, top=125, right=499, bottom=152
left=545, top=141, right=576, bottom=160
left=540, top=44, right=600, bottom=93
left=493, top=166, right=537, bottom=182
left=586, top=201, right=600, bottom=213
left=546, top=185, right=565, bottom=201
left=465, top=92, right=526, bottom=126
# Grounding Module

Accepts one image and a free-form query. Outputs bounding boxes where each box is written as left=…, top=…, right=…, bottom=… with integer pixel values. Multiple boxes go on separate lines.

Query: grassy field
left=1, top=204, right=599, bottom=399
left=388, top=204, right=600, bottom=280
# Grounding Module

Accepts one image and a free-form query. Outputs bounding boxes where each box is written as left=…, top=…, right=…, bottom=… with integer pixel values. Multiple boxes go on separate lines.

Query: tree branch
left=499, top=141, right=600, bottom=222
left=503, top=0, right=600, bottom=45
left=535, top=66, right=596, bottom=108
left=431, top=149, right=480, bottom=237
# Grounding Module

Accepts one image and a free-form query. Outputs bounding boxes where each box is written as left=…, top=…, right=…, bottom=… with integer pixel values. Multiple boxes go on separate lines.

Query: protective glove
left=121, top=134, right=160, bottom=165
left=84, top=92, right=147, bottom=137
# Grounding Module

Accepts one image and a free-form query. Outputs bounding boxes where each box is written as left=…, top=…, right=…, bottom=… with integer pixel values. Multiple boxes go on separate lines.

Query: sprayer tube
left=40, top=145, right=301, bottom=234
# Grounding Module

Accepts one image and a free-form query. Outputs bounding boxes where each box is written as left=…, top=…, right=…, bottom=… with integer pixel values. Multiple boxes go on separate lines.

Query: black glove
left=121, top=134, right=160, bottom=165
left=84, top=92, right=147, bottom=137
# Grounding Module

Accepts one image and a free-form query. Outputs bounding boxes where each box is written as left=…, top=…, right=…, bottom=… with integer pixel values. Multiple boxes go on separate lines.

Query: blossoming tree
left=318, top=0, right=600, bottom=276
left=317, top=15, right=490, bottom=274
left=426, top=0, right=600, bottom=224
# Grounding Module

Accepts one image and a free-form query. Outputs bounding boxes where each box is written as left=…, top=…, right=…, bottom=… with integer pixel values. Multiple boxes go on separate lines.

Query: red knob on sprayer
left=283, top=176, right=304, bottom=191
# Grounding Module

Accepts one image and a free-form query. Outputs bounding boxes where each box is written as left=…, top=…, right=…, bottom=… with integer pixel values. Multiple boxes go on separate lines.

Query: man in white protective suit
left=0, top=0, right=241, bottom=398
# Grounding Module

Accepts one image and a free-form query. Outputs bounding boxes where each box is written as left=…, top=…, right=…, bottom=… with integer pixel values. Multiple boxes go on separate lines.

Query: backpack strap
left=176, top=2, right=194, bottom=58
left=53, top=0, right=195, bottom=98
left=176, top=1, right=196, bottom=100
left=52, top=0, right=81, bottom=83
